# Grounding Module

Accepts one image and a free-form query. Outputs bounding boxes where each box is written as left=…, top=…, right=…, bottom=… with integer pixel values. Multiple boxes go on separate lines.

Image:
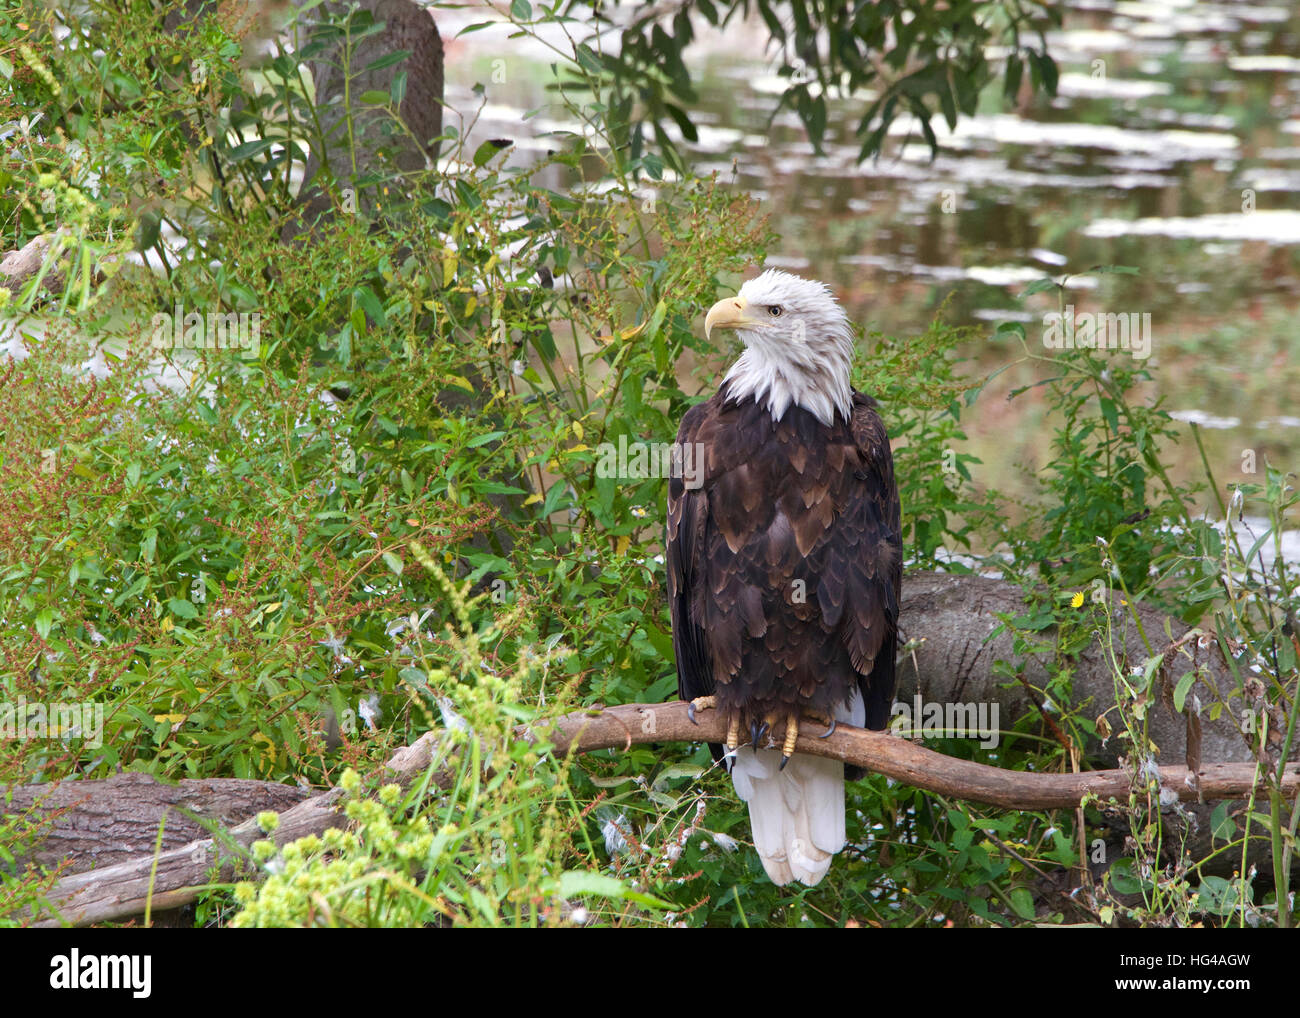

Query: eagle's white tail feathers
left=732, top=748, right=843, bottom=885
left=729, top=690, right=866, bottom=887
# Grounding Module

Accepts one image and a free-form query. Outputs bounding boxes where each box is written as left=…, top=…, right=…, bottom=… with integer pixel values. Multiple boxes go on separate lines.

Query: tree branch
left=530, top=702, right=1300, bottom=810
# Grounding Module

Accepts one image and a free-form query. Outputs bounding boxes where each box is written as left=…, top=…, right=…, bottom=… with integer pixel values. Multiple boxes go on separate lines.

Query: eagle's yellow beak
left=705, top=295, right=759, bottom=341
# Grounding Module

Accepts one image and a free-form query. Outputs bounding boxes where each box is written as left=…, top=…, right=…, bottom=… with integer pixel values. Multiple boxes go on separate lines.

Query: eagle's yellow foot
left=779, top=714, right=800, bottom=771
left=687, top=695, right=717, bottom=725
left=725, top=714, right=740, bottom=751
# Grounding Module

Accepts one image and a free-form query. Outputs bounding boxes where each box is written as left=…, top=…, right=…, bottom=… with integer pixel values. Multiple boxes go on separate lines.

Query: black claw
left=818, top=718, right=837, bottom=739
left=688, top=703, right=698, bottom=725
left=779, top=754, right=791, bottom=771
left=750, top=720, right=769, bottom=750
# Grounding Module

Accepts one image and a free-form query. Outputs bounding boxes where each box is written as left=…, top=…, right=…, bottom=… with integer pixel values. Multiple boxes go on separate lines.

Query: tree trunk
left=283, top=0, right=444, bottom=238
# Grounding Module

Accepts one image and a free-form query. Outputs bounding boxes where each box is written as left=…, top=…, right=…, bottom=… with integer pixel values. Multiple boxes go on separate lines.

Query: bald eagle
left=665, top=269, right=902, bottom=887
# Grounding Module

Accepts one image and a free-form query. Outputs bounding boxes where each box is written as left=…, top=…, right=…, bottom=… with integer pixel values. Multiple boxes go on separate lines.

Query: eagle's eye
left=767, top=305, right=783, bottom=317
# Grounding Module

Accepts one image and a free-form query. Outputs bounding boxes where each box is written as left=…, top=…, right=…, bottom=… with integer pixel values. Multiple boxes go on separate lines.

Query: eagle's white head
left=705, top=269, right=854, bottom=426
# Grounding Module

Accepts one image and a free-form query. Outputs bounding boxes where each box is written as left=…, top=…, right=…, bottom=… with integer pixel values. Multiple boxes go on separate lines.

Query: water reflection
left=438, top=1, right=1298, bottom=553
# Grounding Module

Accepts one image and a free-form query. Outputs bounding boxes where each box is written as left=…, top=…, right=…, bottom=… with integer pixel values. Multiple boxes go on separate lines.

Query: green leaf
left=227, top=138, right=276, bottom=162
left=510, top=0, right=532, bottom=19
left=558, top=870, right=672, bottom=910
left=1196, top=876, right=1236, bottom=916
left=652, top=763, right=703, bottom=788
left=1039, top=53, right=1059, bottom=94
left=473, top=139, right=510, bottom=167
left=1242, top=526, right=1275, bottom=569
left=1138, top=653, right=1164, bottom=695
left=1008, top=887, right=1035, bottom=920
left=1018, top=277, right=1059, bottom=298
left=140, top=528, right=158, bottom=563
left=664, top=102, right=698, bottom=143
left=938, top=81, right=957, bottom=130
left=1277, top=636, right=1296, bottom=674
left=647, top=299, right=667, bottom=337
left=1210, top=802, right=1236, bottom=843
left=134, top=211, right=161, bottom=252
left=1004, top=52, right=1023, bottom=100
left=354, top=285, right=386, bottom=325
left=1172, top=670, right=1196, bottom=713
left=1108, top=857, right=1147, bottom=895
left=466, top=431, right=507, bottom=448
left=360, top=50, right=412, bottom=74
left=168, top=598, right=199, bottom=620
left=1010, top=609, right=1054, bottom=631
left=1099, top=397, right=1119, bottom=435
left=575, top=44, right=602, bottom=75
left=476, top=481, right=527, bottom=496
left=34, top=608, right=55, bottom=639
left=587, top=774, right=638, bottom=788
left=382, top=552, right=403, bottom=576
left=1046, top=830, right=1077, bottom=867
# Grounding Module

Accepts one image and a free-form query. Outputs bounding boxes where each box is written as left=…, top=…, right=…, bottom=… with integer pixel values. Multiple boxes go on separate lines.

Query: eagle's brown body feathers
left=667, top=384, right=901, bottom=744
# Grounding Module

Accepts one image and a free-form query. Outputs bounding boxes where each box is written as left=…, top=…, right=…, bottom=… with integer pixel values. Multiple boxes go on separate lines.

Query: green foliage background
left=0, top=1, right=1295, bottom=927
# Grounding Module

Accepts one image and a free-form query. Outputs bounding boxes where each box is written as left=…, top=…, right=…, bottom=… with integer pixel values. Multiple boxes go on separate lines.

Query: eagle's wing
left=844, top=391, right=903, bottom=730
left=665, top=401, right=722, bottom=756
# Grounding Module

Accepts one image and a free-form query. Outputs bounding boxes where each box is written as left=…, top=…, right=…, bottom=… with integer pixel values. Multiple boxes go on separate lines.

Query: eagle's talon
left=687, top=695, right=717, bottom=726
left=750, top=719, right=770, bottom=750
left=799, top=710, right=836, bottom=739
left=779, top=753, right=791, bottom=771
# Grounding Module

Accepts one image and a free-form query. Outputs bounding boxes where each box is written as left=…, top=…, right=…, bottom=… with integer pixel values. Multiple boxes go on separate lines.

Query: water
left=438, top=1, right=1300, bottom=549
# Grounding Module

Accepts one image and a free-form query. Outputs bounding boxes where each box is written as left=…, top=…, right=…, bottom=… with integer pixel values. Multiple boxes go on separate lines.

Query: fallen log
left=0, top=232, right=64, bottom=298
left=6, top=773, right=311, bottom=874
